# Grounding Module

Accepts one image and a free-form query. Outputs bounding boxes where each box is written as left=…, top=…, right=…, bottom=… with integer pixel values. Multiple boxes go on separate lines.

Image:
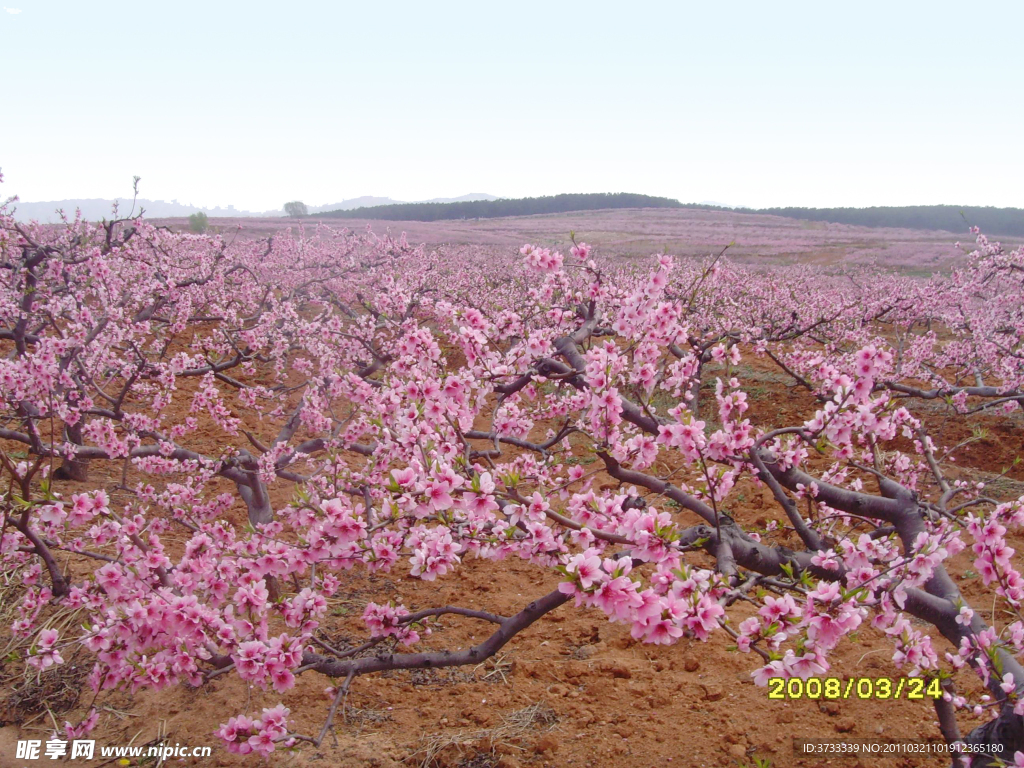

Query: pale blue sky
left=3, top=1, right=1023, bottom=210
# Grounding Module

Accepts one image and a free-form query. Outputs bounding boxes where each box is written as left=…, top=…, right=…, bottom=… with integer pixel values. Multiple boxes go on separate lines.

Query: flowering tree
left=1, top=178, right=1023, bottom=765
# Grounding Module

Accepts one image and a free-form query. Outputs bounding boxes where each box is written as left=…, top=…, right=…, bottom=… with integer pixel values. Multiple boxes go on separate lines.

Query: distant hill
left=306, top=193, right=497, bottom=215
left=317, top=193, right=683, bottom=222
left=10, top=193, right=501, bottom=223
left=8, top=198, right=270, bottom=223
left=422, top=193, right=498, bottom=205
left=306, top=197, right=401, bottom=214
left=699, top=200, right=749, bottom=209
left=683, top=203, right=1024, bottom=238
left=13, top=194, right=1020, bottom=237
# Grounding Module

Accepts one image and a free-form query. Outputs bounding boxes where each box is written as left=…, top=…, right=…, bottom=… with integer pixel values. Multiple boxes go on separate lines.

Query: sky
left=3, top=1, right=1023, bottom=211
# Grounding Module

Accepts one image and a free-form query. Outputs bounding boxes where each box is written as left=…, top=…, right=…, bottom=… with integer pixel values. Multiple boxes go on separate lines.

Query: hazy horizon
left=11, top=192, right=1024, bottom=227
left=5, top=192, right=503, bottom=222
left=3, top=1, right=1023, bottom=210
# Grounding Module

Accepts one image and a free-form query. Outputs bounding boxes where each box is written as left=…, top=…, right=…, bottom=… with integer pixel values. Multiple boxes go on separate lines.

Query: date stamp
left=769, top=676, right=943, bottom=700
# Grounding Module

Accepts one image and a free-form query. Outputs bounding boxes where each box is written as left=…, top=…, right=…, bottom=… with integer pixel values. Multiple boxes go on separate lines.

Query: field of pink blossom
left=3, top=201, right=1023, bottom=767
left=154, top=207, right=974, bottom=271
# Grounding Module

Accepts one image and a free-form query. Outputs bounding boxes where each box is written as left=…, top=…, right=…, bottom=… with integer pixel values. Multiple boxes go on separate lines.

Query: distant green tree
left=317, top=193, right=683, bottom=222
left=188, top=211, right=209, bottom=233
left=284, top=201, right=308, bottom=218
left=680, top=203, right=1024, bottom=238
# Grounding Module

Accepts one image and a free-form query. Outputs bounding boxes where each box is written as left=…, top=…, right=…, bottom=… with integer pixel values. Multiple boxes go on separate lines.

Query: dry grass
left=407, top=702, right=558, bottom=768
left=0, top=563, right=24, bottom=629
left=0, top=563, right=93, bottom=729
left=0, top=655, right=89, bottom=729
left=344, top=705, right=394, bottom=729
left=474, top=651, right=515, bottom=685
left=407, top=667, right=477, bottom=688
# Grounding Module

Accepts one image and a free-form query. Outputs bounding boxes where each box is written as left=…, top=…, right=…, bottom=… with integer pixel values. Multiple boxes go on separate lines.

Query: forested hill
left=313, top=194, right=1023, bottom=237
left=688, top=204, right=1024, bottom=238
left=317, top=193, right=683, bottom=221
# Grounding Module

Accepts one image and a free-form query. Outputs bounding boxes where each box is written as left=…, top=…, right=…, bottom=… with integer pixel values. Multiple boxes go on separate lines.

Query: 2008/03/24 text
left=769, top=676, right=943, bottom=700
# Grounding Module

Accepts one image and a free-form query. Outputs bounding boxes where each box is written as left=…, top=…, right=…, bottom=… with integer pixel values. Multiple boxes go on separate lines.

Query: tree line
left=299, top=193, right=1023, bottom=238
left=685, top=203, right=1024, bottom=237
left=315, top=193, right=683, bottom=221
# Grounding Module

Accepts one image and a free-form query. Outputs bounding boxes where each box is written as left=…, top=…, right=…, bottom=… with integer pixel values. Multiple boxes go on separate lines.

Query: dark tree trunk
left=54, top=423, right=89, bottom=481
left=960, top=711, right=1024, bottom=767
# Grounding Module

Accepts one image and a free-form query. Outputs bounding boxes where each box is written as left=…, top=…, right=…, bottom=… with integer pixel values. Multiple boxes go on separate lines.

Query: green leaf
left=841, top=586, right=868, bottom=603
